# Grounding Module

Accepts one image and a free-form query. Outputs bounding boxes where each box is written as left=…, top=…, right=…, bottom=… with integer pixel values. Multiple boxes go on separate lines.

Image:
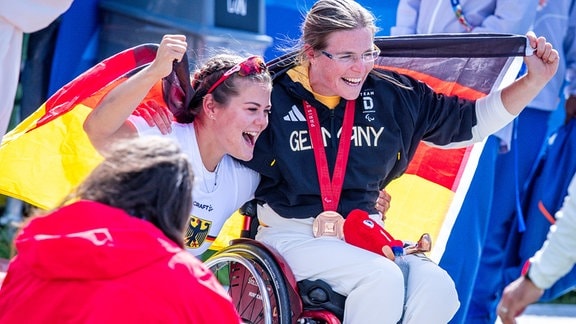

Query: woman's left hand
left=375, top=189, right=392, bottom=220
left=524, top=31, right=559, bottom=87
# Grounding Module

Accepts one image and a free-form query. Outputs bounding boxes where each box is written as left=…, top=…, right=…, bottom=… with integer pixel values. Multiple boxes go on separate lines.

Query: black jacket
left=244, top=69, right=477, bottom=219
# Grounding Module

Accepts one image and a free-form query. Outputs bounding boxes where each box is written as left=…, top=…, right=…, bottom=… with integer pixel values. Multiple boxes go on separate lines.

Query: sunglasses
left=207, top=56, right=267, bottom=94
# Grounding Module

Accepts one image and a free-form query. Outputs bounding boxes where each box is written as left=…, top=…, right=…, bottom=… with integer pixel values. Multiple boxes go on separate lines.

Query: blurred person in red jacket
left=0, top=136, right=241, bottom=323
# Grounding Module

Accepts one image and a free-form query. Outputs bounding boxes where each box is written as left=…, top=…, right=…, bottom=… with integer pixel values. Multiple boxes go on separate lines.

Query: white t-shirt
left=129, top=116, right=260, bottom=256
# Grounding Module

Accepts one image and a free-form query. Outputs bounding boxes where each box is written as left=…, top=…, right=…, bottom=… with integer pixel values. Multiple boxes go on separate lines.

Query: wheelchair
left=204, top=200, right=346, bottom=324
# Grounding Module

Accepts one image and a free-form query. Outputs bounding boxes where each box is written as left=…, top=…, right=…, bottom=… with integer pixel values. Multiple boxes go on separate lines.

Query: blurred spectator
left=497, top=172, right=576, bottom=324
left=465, top=1, right=576, bottom=323
left=0, top=136, right=241, bottom=323
left=0, top=0, right=73, bottom=138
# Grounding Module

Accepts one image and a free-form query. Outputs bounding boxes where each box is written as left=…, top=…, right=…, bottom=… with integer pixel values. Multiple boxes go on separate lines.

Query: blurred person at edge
left=0, top=0, right=74, bottom=230
left=0, top=0, right=73, bottom=138
left=0, top=136, right=241, bottom=323
left=475, top=1, right=576, bottom=323
left=498, top=172, right=576, bottom=324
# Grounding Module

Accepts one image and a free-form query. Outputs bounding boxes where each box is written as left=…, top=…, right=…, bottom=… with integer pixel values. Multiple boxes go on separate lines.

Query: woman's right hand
left=84, top=34, right=186, bottom=149
left=132, top=35, right=187, bottom=134
left=149, top=34, right=188, bottom=79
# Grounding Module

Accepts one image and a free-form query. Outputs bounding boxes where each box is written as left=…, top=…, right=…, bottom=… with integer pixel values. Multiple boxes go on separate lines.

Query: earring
left=210, top=114, right=215, bottom=120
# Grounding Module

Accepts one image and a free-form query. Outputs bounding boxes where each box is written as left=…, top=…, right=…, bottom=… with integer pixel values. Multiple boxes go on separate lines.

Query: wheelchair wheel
left=204, top=242, right=293, bottom=324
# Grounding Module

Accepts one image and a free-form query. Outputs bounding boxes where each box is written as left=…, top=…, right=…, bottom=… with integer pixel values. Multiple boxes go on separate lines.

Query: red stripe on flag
left=377, top=65, right=485, bottom=190
left=35, top=44, right=158, bottom=129
left=405, top=144, right=470, bottom=191
left=376, top=65, right=487, bottom=99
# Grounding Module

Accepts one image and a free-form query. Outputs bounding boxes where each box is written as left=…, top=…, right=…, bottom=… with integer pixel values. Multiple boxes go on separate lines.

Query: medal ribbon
left=303, top=100, right=355, bottom=211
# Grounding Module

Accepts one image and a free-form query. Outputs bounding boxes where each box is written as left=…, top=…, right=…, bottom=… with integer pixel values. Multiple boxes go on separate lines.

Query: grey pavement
left=494, top=304, right=576, bottom=323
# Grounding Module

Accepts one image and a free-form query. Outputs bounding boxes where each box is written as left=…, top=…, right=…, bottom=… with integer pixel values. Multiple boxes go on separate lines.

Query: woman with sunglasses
left=83, top=34, right=272, bottom=258
left=237, top=0, right=559, bottom=323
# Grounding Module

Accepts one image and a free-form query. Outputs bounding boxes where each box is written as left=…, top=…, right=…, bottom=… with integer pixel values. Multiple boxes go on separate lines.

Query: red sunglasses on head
left=207, top=55, right=267, bottom=94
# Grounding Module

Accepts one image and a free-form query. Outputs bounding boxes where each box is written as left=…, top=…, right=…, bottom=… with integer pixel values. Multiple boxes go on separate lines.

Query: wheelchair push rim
left=205, top=243, right=293, bottom=324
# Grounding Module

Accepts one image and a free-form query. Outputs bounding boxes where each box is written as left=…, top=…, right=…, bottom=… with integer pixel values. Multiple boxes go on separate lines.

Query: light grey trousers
left=256, top=204, right=460, bottom=323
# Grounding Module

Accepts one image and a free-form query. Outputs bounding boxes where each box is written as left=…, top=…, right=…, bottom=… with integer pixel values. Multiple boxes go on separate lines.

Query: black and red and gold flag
left=0, top=34, right=527, bottom=259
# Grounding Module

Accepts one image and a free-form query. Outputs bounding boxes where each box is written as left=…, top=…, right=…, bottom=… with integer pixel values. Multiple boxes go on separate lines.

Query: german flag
left=372, top=34, right=526, bottom=262
left=0, top=44, right=159, bottom=210
left=0, top=34, right=527, bottom=260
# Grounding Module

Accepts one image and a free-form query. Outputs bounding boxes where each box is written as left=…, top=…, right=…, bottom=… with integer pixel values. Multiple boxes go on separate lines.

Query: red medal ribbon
left=303, top=100, right=355, bottom=211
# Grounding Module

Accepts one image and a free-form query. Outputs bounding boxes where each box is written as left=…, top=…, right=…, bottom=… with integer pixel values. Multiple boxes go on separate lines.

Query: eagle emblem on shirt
left=184, top=216, right=212, bottom=248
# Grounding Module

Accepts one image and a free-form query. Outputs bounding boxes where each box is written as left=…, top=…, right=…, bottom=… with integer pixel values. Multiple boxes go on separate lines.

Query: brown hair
left=174, top=54, right=272, bottom=123
left=65, top=136, right=193, bottom=247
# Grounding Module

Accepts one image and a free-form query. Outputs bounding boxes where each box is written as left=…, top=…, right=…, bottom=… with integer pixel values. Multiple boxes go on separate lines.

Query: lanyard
left=303, top=100, right=355, bottom=211
left=450, top=0, right=473, bottom=32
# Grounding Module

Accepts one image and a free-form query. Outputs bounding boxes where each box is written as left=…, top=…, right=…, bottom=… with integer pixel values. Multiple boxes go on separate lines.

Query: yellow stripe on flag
left=211, top=210, right=244, bottom=251
left=385, top=174, right=454, bottom=246
left=0, top=104, right=102, bottom=210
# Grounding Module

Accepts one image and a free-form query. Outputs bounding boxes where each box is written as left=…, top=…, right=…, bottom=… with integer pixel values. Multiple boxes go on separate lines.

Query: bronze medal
left=312, top=211, right=345, bottom=239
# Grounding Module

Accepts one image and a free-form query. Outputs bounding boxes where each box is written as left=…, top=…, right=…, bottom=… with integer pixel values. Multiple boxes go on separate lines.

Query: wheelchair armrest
left=239, top=199, right=258, bottom=218
left=238, top=199, right=261, bottom=239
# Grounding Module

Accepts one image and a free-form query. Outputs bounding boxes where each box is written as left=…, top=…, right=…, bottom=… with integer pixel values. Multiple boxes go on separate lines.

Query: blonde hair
left=296, top=0, right=379, bottom=64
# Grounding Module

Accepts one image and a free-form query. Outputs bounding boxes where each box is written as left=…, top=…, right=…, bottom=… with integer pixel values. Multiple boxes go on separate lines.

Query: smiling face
left=211, top=79, right=271, bottom=162
left=308, top=27, right=375, bottom=100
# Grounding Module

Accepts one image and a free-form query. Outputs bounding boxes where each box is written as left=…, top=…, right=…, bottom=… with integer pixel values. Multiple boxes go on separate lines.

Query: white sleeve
left=246, top=169, right=261, bottom=201
left=471, top=90, right=516, bottom=141
left=127, top=115, right=163, bottom=137
left=529, top=175, right=576, bottom=289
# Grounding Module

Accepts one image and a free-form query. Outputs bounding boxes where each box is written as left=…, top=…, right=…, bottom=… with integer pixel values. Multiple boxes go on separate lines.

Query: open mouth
left=342, top=77, right=362, bottom=86
left=242, top=131, right=258, bottom=146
